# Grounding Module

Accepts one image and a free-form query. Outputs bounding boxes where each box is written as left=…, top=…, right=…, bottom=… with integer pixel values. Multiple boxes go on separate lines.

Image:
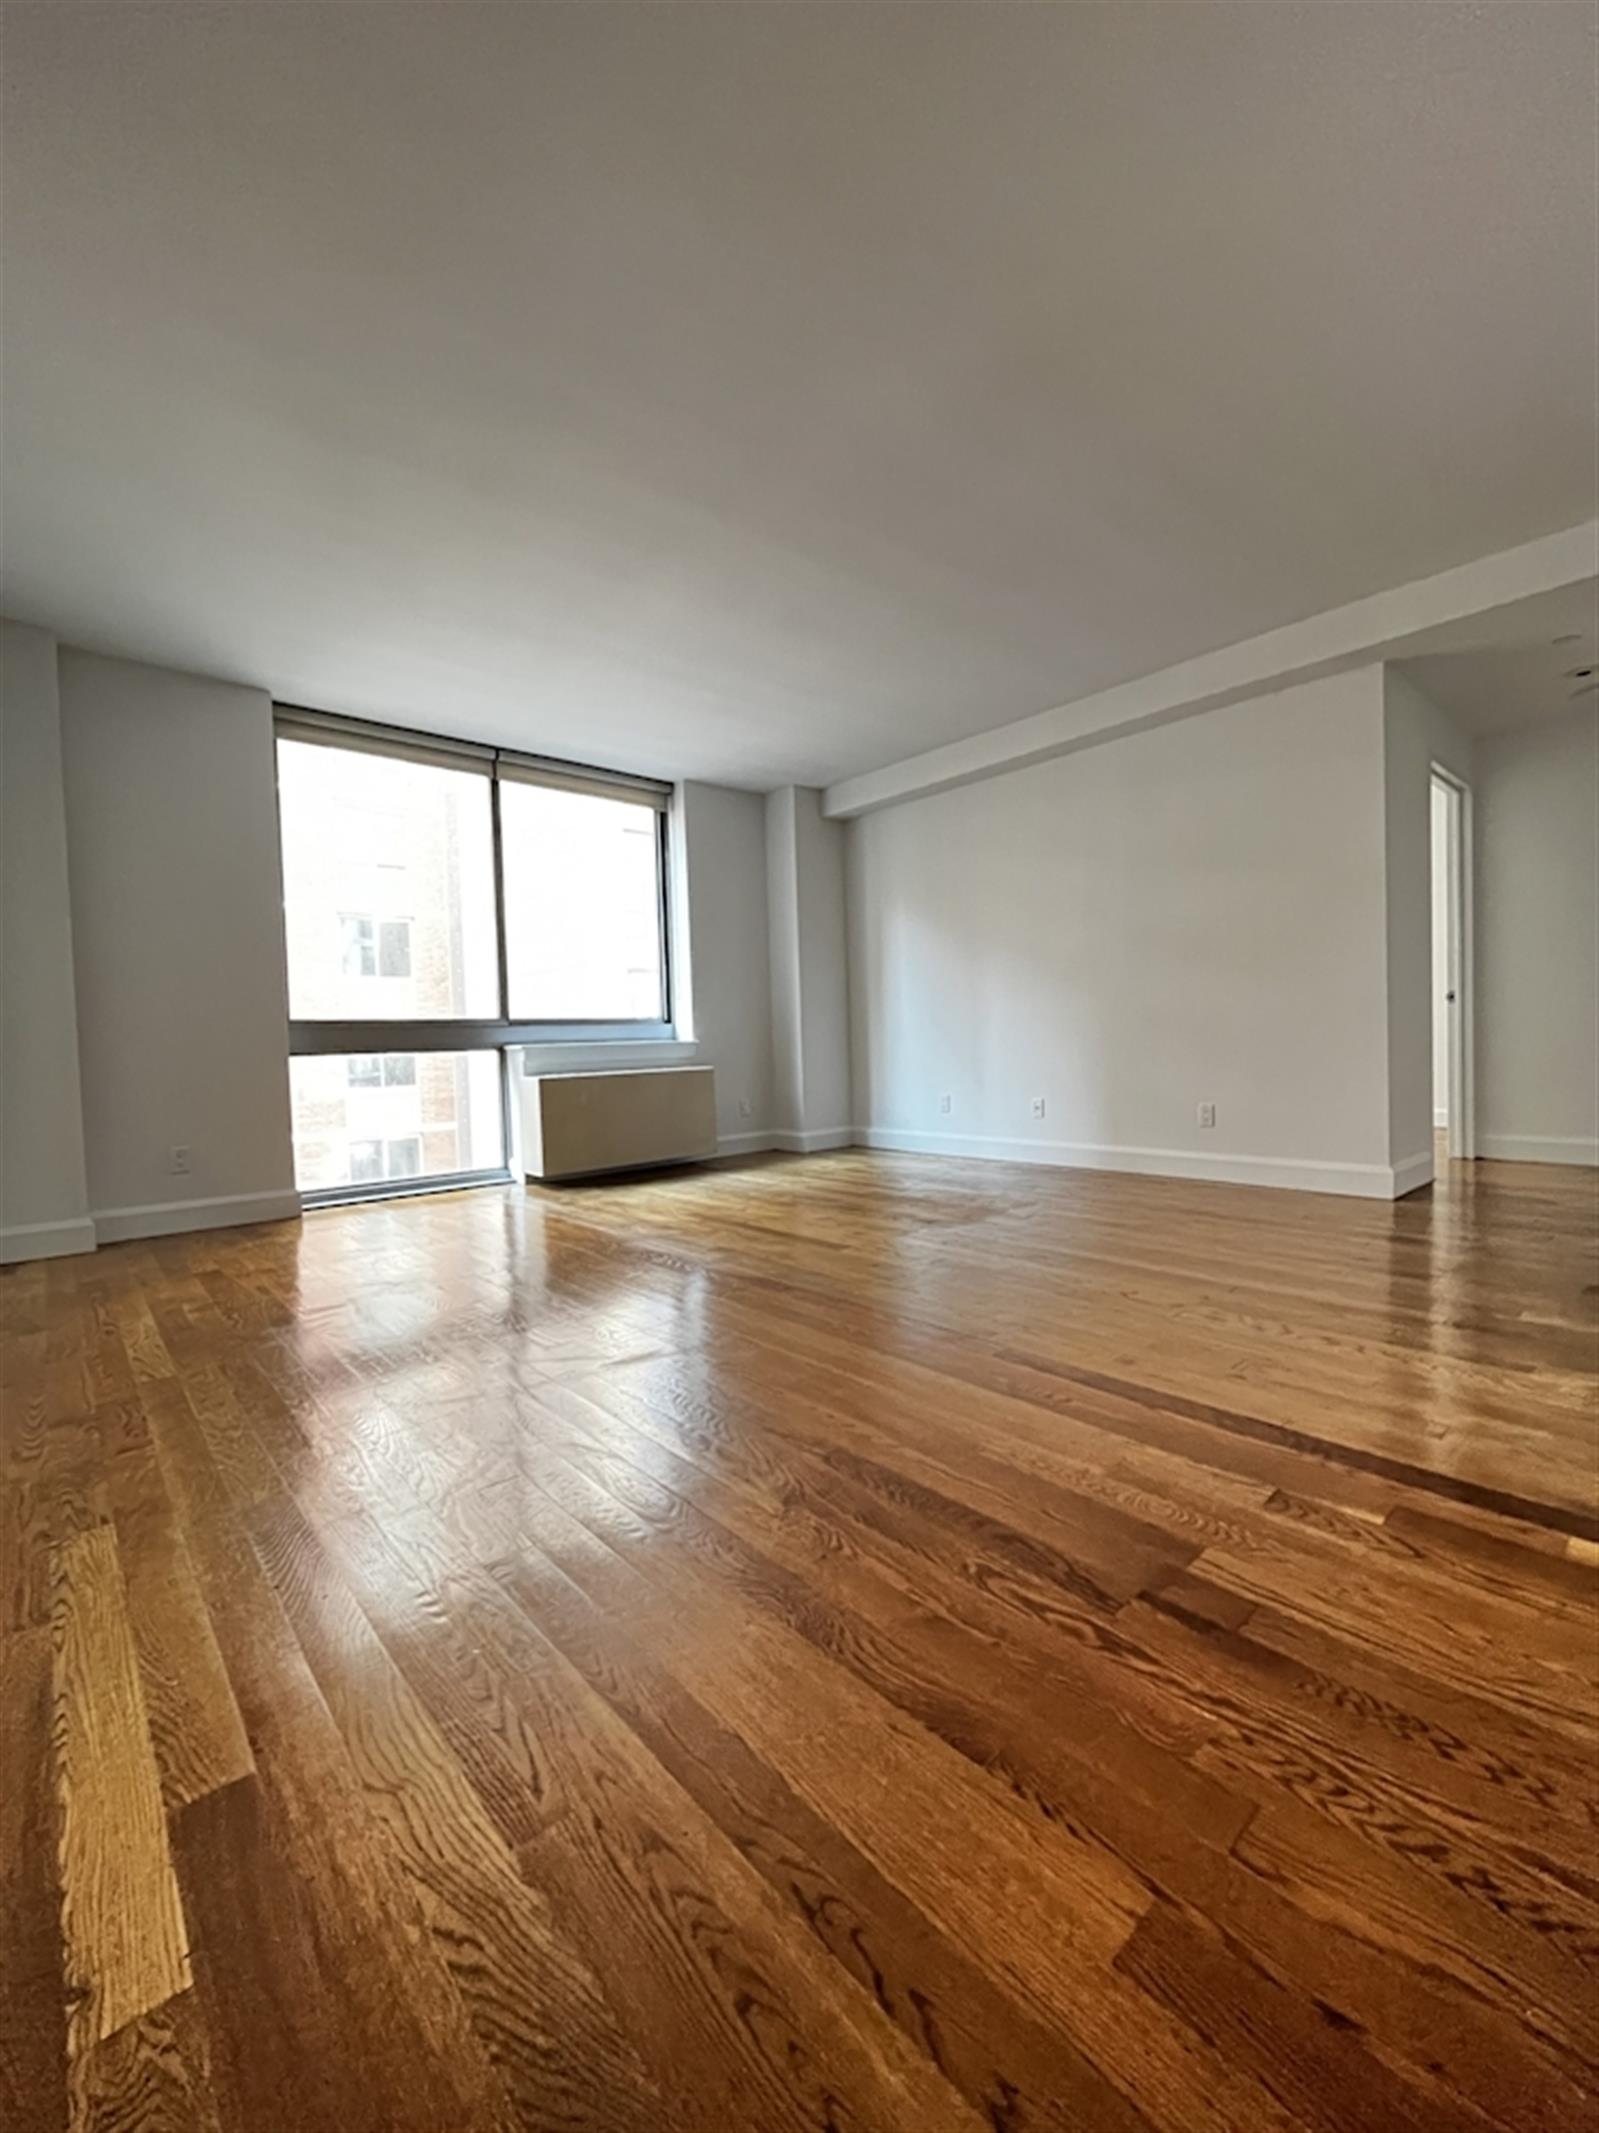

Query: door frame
left=1431, top=765, right=1475, bottom=1162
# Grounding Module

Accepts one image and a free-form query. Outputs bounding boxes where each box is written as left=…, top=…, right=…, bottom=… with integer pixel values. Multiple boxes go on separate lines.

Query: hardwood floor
left=2, top=1148, right=1595, bottom=2133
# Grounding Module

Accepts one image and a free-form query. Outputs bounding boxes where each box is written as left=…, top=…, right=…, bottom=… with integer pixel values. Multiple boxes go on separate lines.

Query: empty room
left=2, top=6, right=1596, bottom=2132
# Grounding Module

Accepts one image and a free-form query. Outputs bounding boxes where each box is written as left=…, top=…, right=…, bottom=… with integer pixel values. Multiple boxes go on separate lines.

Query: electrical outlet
left=738, top=1097, right=753, bottom=1120
left=168, top=1143, right=192, bottom=1175
left=1031, top=1097, right=1047, bottom=1120
left=1196, top=1102, right=1216, bottom=1130
left=939, top=1093, right=952, bottom=1115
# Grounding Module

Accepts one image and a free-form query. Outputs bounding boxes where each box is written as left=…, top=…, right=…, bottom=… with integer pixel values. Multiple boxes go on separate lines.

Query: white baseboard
left=715, top=1126, right=857, bottom=1158
left=854, top=1126, right=1409, bottom=1199
left=1433, top=1106, right=1449, bottom=1128
left=773, top=1127, right=855, bottom=1154
left=1390, top=1150, right=1436, bottom=1198
left=716, top=1129, right=777, bottom=1156
left=1478, top=1134, right=1599, bottom=1167
left=92, top=1189, right=302, bottom=1245
left=0, top=1215, right=99, bottom=1265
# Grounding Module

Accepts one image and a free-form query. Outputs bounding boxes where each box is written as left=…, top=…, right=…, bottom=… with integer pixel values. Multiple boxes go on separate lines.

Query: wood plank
left=145, top=1383, right=518, bottom=2133
left=2, top=1147, right=1594, bottom=2133
left=0, top=1627, right=69, bottom=2133
left=67, top=1989, right=223, bottom=2133
left=241, top=1488, right=672, bottom=2133
left=50, top=1524, right=190, bottom=2052
left=104, top=1441, right=253, bottom=1813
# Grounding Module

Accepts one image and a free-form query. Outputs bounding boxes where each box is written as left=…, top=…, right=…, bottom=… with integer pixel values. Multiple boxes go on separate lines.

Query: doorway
left=1429, top=769, right=1474, bottom=1163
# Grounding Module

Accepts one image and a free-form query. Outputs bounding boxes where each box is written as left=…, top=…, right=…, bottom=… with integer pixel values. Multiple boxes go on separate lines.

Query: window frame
left=274, top=703, right=678, bottom=1206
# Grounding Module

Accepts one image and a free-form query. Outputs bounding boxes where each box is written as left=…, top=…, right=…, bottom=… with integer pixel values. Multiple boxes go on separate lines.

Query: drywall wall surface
left=847, top=665, right=1397, bottom=1193
left=766, top=786, right=851, bottom=1146
left=765, top=788, right=805, bottom=1135
left=1475, top=705, right=1598, bottom=1163
left=678, top=780, right=775, bottom=1148
left=57, top=650, right=298, bottom=1237
left=0, top=620, right=94, bottom=1259
left=792, top=788, right=852, bottom=1139
left=1382, top=667, right=1474, bottom=1179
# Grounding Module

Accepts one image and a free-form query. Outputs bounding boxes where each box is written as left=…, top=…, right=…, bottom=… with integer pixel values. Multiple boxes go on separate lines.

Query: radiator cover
left=519, top=1066, right=717, bottom=1180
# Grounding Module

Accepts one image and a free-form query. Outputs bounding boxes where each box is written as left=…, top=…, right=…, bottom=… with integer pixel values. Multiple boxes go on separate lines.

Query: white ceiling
left=2, top=4, right=1595, bottom=787
left=1403, top=575, right=1599, bottom=735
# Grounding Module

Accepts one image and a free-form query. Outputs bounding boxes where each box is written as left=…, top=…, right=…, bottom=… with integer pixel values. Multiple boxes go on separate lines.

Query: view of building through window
left=500, top=779, right=665, bottom=1020
left=278, top=739, right=501, bottom=1187
left=288, top=1051, right=503, bottom=1192
left=278, top=739, right=498, bottom=1022
left=276, top=726, right=671, bottom=1196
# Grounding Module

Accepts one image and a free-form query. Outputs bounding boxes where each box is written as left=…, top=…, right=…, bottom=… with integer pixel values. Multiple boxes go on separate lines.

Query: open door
left=1430, top=769, right=1474, bottom=1162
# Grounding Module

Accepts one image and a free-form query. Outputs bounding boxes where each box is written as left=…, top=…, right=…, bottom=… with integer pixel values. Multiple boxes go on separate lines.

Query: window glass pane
left=349, top=1140, right=383, bottom=1183
left=501, top=782, right=665, bottom=1020
left=279, top=740, right=498, bottom=1019
left=378, top=919, right=412, bottom=978
left=289, top=1053, right=505, bottom=1192
left=385, top=1137, right=422, bottom=1179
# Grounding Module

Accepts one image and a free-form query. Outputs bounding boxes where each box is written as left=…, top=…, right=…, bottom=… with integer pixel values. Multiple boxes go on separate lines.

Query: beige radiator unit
left=519, top=1065, right=717, bottom=1180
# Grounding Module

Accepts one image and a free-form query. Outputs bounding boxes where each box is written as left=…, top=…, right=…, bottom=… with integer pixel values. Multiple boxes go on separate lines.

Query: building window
left=349, top=1138, right=383, bottom=1184
left=341, top=915, right=377, bottom=979
left=276, top=712, right=673, bottom=1202
left=346, top=1052, right=416, bottom=1088
left=379, top=919, right=412, bottom=979
left=385, top=1136, right=422, bottom=1179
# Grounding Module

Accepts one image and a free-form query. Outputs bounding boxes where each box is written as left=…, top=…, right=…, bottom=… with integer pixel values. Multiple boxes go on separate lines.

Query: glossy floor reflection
left=3, top=1149, right=1596, bottom=2132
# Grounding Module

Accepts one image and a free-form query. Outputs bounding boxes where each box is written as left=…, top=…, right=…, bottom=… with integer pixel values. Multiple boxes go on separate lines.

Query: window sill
left=514, top=1038, right=699, bottom=1077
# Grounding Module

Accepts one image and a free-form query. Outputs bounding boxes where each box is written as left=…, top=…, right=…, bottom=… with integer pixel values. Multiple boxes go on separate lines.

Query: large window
left=279, top=738, right=499, bottom=1021
left=275, top=711, right=673, bottom=1200
left=500, top=777, right=666, bottom=1021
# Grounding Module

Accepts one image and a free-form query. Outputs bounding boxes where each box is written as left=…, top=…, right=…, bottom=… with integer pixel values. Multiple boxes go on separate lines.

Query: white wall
left=765, top=788, right=804, bottom=1139
left=1475, top=706, right=1599, bottom=1164
left=766, top=787, right=852, bottom=1149
left=0, top=620, right=95, bottom=1260
left=677, top=781, right=775, bottom=1150
left=57, top=652, right=299, bottom=1240
left=847, top=666, right=1406, bottom=1195
left=1381, top=667, right=1473, bottom=1185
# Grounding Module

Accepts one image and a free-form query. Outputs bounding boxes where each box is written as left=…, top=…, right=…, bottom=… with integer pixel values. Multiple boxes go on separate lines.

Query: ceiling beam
left=822, top=521, right=1599, bottom=819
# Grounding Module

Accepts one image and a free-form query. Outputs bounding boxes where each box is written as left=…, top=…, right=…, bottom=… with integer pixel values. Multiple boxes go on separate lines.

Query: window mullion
left=490, top=763, right=512, bottom=1023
